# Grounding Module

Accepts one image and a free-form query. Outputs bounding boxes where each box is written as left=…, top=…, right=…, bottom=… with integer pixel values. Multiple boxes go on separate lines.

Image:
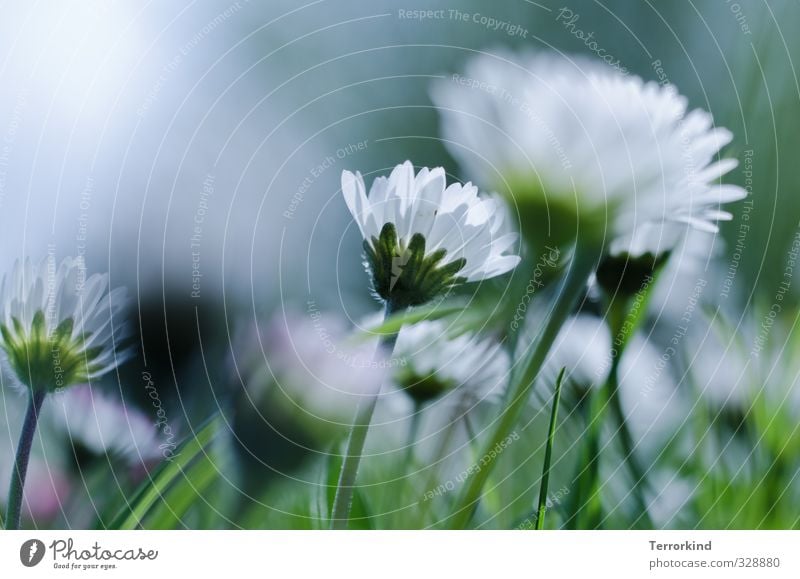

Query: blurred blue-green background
left=0, top=0, right=798, bottom=529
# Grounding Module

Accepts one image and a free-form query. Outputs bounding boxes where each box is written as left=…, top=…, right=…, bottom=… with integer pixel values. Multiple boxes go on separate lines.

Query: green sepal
left=0, top=309, right=102, bottom=392
left=364, top=223, right=467, bottom=308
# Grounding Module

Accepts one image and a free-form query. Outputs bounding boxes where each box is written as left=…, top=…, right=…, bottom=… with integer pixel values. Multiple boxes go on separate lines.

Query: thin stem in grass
left=596, top=270, right=660, bottom=528
left=604, top=353, right=653, bottom=528
left=5, top=390, right=47, bottom=530
left=330, top=301, right=404, bottom=530
left=567, top=389, right=604, bottom=529
left=404, top=402, right=423, bottom=466
left=446, top=246, right=598, bottom=529
left=536, top=367, right=565, bottom=530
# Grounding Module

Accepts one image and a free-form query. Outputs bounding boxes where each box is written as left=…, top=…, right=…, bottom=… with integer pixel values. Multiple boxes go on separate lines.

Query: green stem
left=570, top=389, right=604, bottom=529
left=330, top=301, right=404, bottom=530
left=404, top=402, right=423, bottom=466
left=446, top=247, right=597, bottom=529
left=5, top=390, right=46, bottom=530
left=605, top=351, right=654, bottom=528
left=597, top=270, right=661, bottom=529
left=536, top=367, right=565, bottom=530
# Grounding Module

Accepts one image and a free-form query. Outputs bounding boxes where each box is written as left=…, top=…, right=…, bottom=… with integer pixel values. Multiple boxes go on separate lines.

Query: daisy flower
left=376, top=318, right=509, bottom=478
left=342, top=161, right=521, bottom=308
left=0, top=256, right=130, bottom=529
left=337, top=161, right=518, bottom=527
left=539, top=314, right=612, bottom=397
left=237, top=311, right=387, bottom=428
left=431, top=51, right=746, bottom=255
left=0, top=257, right=131, bottom=393
left=50, top=385, right=164, bottom=465
left=392, top=320, right=508, bottom=407
left=538, top=313, right=685, bottom=453
left=228, top=311, right=405, bottom=462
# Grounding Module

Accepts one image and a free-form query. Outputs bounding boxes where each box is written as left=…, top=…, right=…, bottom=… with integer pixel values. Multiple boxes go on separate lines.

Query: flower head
left=0, top=257, right=131, bottom=393
left=431, top=51, right=746, bottom=255
left=390, top=320, right=508, bottom=407
left=51, top=385, right=164, bottom=464
left=342, top=161, right=521, bottom=308
left=231, top=311, right=402, bottom=446
left=539, top=314, right=612, bottom=396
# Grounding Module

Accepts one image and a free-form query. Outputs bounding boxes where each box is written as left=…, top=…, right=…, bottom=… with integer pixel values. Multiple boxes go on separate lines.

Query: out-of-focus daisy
left=243, top=311, right=390, bottom=429
left=0, top=256, right=131, bottom=529
left=683, top=300, right=756, bottom=412
left=228, top=310, right=406, bottom=486
left=391, top=320, right=508, bottom=407
left=617, top=335, right=687, bottom=459
left=342, top=161, right=521, bottom=308
left=537, top=313, right=684, bottom=453
left=431, top=51, right=746, bottom=254
left=643, top=228, right=718, bottom=322
left=539, top=314, right=612, bottom=398
left=679, top=303, right=800, bottom=514
left=50, top=385, right=164, bottom=465
left=371, top=318, right=510, bottom=483
left=687, top=304, right=800, bottom=434
left=0, top=257, right=131, bottom=393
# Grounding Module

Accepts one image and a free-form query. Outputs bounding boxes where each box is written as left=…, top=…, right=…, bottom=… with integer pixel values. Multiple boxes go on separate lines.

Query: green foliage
left=108, top=416, right=226, bottom=529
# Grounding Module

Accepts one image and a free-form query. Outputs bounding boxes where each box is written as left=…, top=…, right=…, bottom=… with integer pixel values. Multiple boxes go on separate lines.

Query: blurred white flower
left=691, top=329, right=749, bottom=410
left=540, top=314, right=612, bottom=396
left=342, top=161, right=521, bottom=307
left=431, top=51, right=746, bottom=255
left=50, top=385, right=163, bottom=465
left=646, top=228, right=719, bottom=323
left=391, top=320, right=509, bottom=406
left=233, top=310, right=405, bottom=438
left=618, top=335, right=687, bottom=458
left=0, top=257, right=131, bottom=393
left=538, top=313, right=685, bottom=457
left=687, top=306, right=800, bottom=415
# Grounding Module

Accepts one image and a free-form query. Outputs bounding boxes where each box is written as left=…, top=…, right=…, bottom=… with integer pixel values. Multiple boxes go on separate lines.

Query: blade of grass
left=446, top=245, right=597, bottom=529
left=536, top=367, right=565, bottom=530
left=107, top=415, right=222, bottom=529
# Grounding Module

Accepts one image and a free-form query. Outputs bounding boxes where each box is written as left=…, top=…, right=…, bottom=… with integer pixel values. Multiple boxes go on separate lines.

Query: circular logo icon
left=19, top=539, right=46, bottom=567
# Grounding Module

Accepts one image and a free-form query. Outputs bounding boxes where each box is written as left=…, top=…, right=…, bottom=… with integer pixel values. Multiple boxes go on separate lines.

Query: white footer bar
left=1, top=530, right=798, bottom=578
